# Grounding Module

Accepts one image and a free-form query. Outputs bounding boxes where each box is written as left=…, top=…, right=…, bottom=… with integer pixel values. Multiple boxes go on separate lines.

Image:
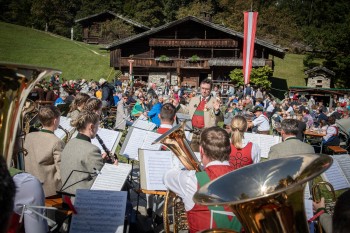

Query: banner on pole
left=243, top=11, right=258, bottom=85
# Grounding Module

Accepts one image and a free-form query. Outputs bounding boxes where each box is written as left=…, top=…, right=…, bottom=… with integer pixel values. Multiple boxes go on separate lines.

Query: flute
left=95, top=134, right=118, bottom=163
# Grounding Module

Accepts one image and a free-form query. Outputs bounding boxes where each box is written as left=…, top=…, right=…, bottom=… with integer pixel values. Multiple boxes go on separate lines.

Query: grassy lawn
left=0, top=22, right=112, bottom=81
left=274, top=53, right=307, bottom=87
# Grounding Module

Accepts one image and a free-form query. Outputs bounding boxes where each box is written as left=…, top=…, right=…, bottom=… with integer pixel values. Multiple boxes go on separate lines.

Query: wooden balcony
left=119, top=57, right=273, bottom=69
left=149, top=38, right=237, bottom=47
left=120, top=57, right=210, bottom=69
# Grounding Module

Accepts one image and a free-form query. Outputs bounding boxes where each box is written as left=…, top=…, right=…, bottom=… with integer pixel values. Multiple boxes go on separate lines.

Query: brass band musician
left=187, top=79, right=223, bottom=151
left=163, top=127, right=241, bottom=233
left=24, top=105, right=64, bottom=197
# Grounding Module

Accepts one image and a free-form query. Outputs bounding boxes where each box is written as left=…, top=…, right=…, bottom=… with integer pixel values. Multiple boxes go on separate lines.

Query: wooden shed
left=75, top=10, right=150, bottom=44
left=304, top=66, right=335, bottom=88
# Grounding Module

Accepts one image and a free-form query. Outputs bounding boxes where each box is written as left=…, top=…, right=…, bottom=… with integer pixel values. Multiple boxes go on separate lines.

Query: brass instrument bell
left=0, top=63, right=60, bottom=166
left=194, top=154, right=333, bottom=233
left=153, top=121, right=203, bottom=172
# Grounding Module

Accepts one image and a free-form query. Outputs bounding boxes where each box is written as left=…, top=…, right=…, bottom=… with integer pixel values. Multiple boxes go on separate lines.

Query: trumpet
left=95, top=134, right=118, bottom=163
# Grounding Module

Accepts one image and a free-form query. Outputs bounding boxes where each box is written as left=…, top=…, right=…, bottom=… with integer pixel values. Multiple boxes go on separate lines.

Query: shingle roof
left=105, top=16, right=285, bottom=58
left=75, top=10, right=150, bottom=30
left=304, top=66, right=335, bottom=76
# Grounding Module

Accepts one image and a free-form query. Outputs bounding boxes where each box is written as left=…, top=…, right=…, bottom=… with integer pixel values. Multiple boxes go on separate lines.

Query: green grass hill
left=0, top=22, right=112, bottom=81
left=0, top=21, right=306, bottom=89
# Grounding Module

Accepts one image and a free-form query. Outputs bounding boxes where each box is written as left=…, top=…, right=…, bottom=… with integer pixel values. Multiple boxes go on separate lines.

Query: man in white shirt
left=248, top=106, right=270, bottom=134
left=266, top=100, right=276, bottom=114
left=163, top=127, right=240, bottom=232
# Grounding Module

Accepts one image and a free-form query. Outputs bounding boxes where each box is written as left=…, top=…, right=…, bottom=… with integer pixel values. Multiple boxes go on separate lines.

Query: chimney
left=201, top=11, right=212, bottom=22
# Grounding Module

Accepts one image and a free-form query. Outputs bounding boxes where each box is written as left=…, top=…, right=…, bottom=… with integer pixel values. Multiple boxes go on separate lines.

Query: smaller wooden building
left=304, top=66, right=335, bottom=88
left=75, top=10, right=150, bottom=44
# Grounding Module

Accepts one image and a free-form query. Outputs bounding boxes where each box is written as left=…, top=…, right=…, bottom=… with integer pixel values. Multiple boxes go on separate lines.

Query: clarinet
left=95, top=134, right=118, bottom=163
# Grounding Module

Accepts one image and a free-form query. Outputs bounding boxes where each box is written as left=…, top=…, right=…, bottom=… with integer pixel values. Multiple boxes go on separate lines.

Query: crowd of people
left=1, top=73, right=350, bottom=233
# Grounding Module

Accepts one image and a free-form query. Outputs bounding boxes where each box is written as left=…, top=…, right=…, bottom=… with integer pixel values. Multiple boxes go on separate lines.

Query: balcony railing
left=119, top=57, right=272, bottom=69
left=149, top=38, right=238, bottom=47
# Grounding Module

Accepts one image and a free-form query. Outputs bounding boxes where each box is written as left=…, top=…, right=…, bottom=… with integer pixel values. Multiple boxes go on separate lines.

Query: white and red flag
left=243, top=11, right=258, bottom=84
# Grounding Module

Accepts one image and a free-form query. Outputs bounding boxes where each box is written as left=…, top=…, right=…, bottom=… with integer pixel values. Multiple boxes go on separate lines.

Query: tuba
left=193, top=154, right=333, bottom=233
left=0, top=63, right=60, bottom=167
left=153, top=121, right=203, bottom=172
left=153, top=121, right=203, bottom=233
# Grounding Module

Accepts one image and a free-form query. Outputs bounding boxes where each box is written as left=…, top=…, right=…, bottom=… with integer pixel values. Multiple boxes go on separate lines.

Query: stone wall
left=307, top=75, right=331, bottom=88
left=148, top=72, right=178, bottom=87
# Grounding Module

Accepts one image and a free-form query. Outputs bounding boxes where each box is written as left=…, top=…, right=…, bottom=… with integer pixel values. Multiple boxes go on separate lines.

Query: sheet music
left=91, top=128, right=121, bottom=153
left=176, top=113, right=192, bottom=130
left=244, top=133, right=281, bottom=158
left=122, top=128, right=162, bottom=160
left=54, top=116, right=74, bottom=140
left=142, top=131, right=162, bottom=150
left=171, top=151, right=202, bottom=170
left=304, top=182, right=311, bottom=199
left=70, top=189, right=126, bottom=233
left=91, top=163, right=132, bottom=191
left=259, top=134, right=281, bottom=158
left=304, top=199, right=314, bottom=220
left=142, top=150, right=173, bottom=190
left=333, top=154, right=350, bottom=182
left=185, top=131, right=192, bottom=141
left=138, top=114, right=147, bottom=120
left=321, top=159, right=350, bottom=190
left=132, top=118, right=156, bottom=131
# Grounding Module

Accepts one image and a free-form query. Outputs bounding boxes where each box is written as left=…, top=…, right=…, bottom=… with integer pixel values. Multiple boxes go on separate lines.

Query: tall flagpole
left=243, top=11, right=258, bottom=85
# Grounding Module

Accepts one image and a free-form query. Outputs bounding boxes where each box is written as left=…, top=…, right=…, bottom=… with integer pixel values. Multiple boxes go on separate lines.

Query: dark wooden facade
left=75, top=11, right=150, bottom=44
left=107, top=16, right=285, bottom=87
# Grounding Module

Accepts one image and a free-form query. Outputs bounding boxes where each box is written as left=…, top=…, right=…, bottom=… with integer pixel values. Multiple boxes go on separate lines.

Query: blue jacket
left=147, top=102, right=162, bottom=126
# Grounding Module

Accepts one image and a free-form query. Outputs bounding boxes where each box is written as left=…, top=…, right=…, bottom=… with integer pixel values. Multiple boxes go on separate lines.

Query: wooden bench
left=327, top=146, right=348, bottom=155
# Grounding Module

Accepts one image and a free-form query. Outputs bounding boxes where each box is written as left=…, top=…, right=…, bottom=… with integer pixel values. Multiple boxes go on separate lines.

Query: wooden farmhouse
left=75, top=10, right=150, bottom=44
left=304, top=66, right=335, bottom=88
left=106, top=16, right=285, bottom=88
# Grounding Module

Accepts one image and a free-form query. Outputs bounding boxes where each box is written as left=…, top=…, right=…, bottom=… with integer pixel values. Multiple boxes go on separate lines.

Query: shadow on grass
left=269, top=76, right=289, bottom=100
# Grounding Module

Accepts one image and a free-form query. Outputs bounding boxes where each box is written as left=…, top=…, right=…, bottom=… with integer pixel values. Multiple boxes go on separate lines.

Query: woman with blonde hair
left=60, top=111, right=103, bottom=197
left=82, top=98, right=103, bottom=115
left=67, top=92, right=90, bottom=120
left=229, top=115, right=261, bottom=169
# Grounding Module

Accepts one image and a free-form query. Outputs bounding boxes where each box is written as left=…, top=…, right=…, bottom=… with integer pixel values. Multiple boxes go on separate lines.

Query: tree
left=133, top=0, right=165, bottom=27
left=177, top=0, right=213, bottom=19
left=229, top=68, right=244, bottom=87
left=100, top=19, right=135, bottom=41
left=229, top=66, right=273, bottom=89
left=250, top=66, right=273, bottom=90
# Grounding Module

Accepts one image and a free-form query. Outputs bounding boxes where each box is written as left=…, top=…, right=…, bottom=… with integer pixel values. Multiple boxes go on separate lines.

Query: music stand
left=58, top=169, right=98, bottom=197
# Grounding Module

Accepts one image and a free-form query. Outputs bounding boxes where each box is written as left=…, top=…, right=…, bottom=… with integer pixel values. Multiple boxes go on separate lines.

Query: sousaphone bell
left=193, top=154, right=333, bottom=233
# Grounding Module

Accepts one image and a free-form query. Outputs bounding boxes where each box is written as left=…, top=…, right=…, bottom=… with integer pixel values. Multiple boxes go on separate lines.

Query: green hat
left=252, top=106, right=264, bottom=113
